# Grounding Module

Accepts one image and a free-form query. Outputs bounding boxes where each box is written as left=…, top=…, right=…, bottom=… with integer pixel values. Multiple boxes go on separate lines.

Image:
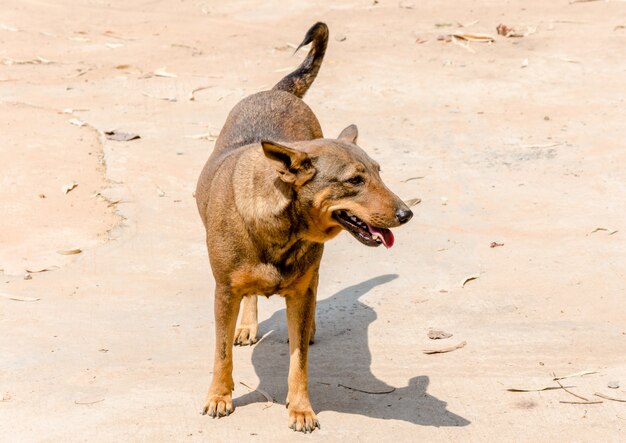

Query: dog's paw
left=234, top=325, right=258, bottom=346
left=287, top=405, right=320, bottom=433
left=202, top=393, right=233, bottom=418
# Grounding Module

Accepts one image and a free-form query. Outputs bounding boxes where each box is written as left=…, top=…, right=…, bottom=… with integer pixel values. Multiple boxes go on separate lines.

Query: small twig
left=74, top=398, right=104, bottom=405
left=560, top=400, right=603, bottom=404
left=239, top=381, right=274, bottom=409
left=188, top=85, right=214, bottom=101
left=401, top=176, right=425, bottom=183
left=553, top=372, right=589, bottom=401
left=595, top=392, right=626, bottom=403
left=553, top=370, right=598, bottom=380
left=521, top=142, right=562, bottom=149
left=338, top=383, right=396, bottom=395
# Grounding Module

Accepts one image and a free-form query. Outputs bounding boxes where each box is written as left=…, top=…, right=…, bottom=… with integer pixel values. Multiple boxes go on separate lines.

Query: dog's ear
left=261, top=141, right=316, bottom=186
left=338, top=124, right=358, bottom=144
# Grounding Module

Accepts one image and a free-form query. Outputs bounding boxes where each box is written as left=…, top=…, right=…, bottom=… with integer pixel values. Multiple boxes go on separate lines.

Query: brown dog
left=195, top=22, right=412, bottom=433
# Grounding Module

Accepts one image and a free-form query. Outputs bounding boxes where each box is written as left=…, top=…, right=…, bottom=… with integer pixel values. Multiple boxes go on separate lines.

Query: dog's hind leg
left=234, top=295, right=258, bottom=346
left=202, top=285, right=241, bottom=418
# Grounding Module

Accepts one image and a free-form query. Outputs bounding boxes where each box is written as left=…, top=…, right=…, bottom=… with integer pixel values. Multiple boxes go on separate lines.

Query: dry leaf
left=57, top=248, right=82, bottom=255
left=423, top=341, right=466, bottom=354
left=104, top=130, right=141, bottom=141
left=2, top=56, right=55, bottom=65
left=153, top=67, right=177, bottom=78
left=0, top=23, right=19, bottom=32
left=428, top=329, right=453, bottom=340
left=462, top=275, right=479, bottom=287
left=405, top=198, right=421, bottom=207
left=490, top=242, right=504, bottom=248
left=68, top=118, right=86, bottom=127
left=62, top=182, right=78, bottom=194
left=0, top=293, right=40, bottom=302
left=415, top=37, right=428, bottom=44
left=115, top=64, right=143, bottom=75
left=497, top=24, right=534, bottom=38
left=451, top=32, right=495, bottom=42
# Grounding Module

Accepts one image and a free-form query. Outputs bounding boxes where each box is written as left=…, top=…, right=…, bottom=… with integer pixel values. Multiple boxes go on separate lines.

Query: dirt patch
left=0, top=103, right=118, bottom=275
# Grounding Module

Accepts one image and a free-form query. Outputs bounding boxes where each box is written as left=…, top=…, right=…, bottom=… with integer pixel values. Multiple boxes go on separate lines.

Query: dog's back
left=212, top=22, right=328, bottom=157
left=197, top=22, right=329, bottom=222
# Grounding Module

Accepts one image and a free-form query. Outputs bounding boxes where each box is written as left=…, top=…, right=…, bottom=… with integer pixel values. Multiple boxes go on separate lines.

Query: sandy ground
left=1, top=0, right=626, bottom=441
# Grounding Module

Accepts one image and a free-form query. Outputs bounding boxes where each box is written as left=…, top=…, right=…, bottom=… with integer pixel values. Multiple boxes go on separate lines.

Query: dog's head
left=261, top=124, right=412, bottom=247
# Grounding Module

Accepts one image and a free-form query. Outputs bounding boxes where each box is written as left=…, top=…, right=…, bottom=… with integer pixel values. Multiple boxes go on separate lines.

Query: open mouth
left=333, top=210, right=395, bottom=248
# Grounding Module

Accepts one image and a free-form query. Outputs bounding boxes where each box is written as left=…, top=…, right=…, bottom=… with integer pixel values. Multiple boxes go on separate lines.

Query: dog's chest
left=230, top=242, right=322, bottom=297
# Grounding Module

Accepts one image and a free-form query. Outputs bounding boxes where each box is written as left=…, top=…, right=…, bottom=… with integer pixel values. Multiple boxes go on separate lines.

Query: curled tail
left=272, top=22, right=329, bottom=99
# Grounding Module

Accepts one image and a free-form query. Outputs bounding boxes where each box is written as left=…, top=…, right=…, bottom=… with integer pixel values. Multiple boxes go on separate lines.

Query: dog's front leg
left=285, top=278, right=320, bottom=433
left=203, top=285, right=241, bottom=418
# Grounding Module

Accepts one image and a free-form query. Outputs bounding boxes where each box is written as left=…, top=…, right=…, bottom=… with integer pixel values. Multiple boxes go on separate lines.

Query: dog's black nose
left=396, top=208, right=413, bottom=225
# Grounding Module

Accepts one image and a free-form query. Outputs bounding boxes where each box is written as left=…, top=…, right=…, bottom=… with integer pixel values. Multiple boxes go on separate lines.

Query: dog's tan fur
left=195, top=22, right=412, bottom=432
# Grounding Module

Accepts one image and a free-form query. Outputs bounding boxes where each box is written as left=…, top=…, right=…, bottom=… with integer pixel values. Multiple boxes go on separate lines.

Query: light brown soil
left=1, top=1, right=625, bottom=441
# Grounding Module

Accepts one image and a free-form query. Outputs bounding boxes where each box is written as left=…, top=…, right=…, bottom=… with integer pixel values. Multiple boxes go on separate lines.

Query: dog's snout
left=396, top=207, right=413, bottom=225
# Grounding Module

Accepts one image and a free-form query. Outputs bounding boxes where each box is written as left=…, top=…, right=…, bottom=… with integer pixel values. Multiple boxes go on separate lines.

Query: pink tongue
left=368, top=225, right=395, bottom=249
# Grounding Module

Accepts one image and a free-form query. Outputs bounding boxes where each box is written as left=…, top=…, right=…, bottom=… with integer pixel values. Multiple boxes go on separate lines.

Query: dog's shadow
left=234, top=274, right=470, bottom=427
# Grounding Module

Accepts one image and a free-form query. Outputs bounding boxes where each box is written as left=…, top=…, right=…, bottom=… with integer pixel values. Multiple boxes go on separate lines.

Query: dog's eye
left=346, top=176, right=364, bottom=186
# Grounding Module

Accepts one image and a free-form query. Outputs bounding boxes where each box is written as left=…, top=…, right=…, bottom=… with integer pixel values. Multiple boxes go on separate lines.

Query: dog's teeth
left=351, top=216, right=357, bottom=222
